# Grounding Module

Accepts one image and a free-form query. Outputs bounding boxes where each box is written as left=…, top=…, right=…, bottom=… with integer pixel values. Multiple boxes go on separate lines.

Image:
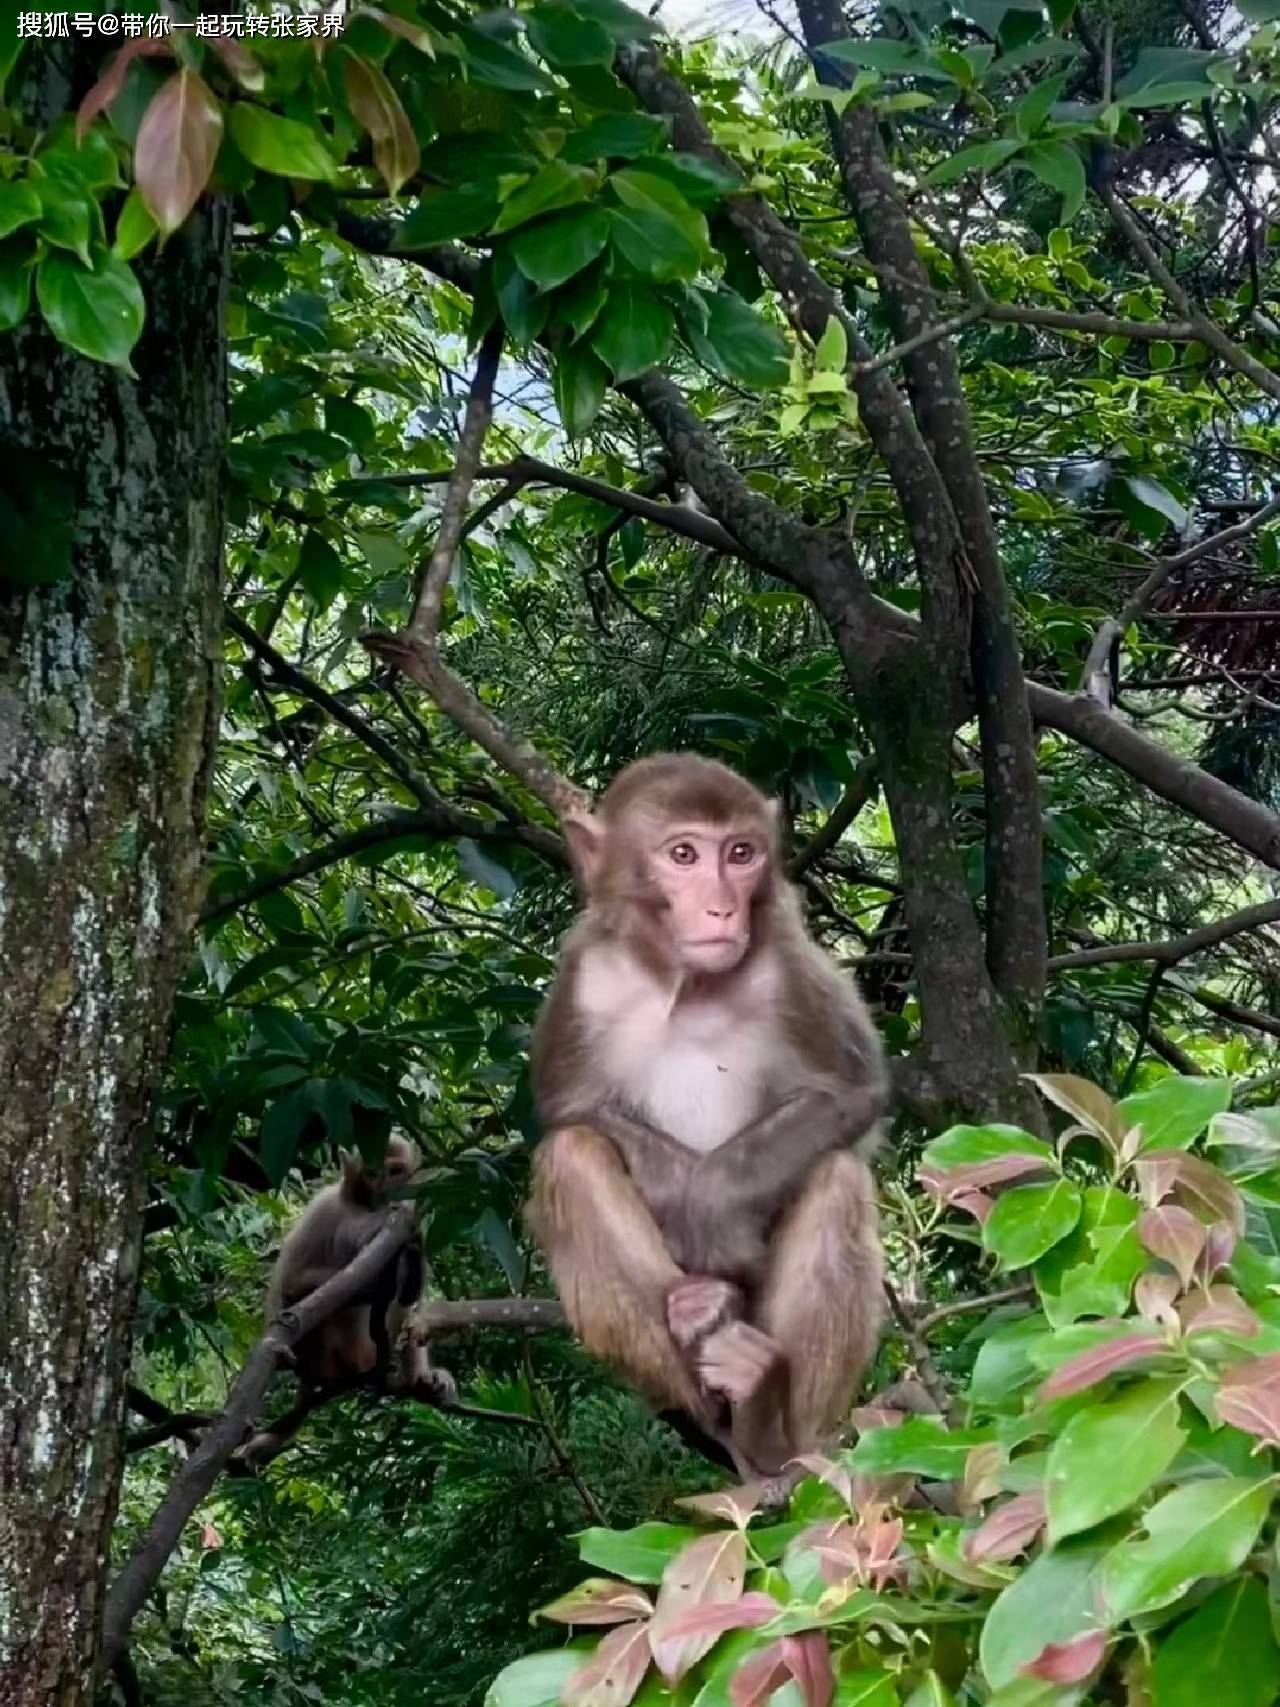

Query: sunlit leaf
left=1045, top=1379, right=1186, bottom=1543
left=134, top=70, right=223, bottom=236
left=342, top=52, right=420, bottom=196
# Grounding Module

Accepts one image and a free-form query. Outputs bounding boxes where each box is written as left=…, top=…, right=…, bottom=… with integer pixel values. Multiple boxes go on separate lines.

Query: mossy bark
left=0, top=200, right=228, bottom=1700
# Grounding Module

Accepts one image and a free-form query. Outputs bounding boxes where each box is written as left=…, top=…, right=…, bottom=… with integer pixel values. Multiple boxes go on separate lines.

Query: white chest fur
left=577, top=944, right=781, bottom=1152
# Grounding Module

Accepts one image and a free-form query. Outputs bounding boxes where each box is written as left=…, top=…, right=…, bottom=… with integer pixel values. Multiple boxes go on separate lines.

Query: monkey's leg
left=526, top=1126, right=720, bottom=1429
left=738, top=1151, right=884, bottom=1472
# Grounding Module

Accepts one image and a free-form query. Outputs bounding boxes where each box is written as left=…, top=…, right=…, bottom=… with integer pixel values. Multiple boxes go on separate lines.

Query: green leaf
left=297, top=530, right=345, bottom=612
left=229, top=104, right=338, bottom=182
left=848, top=1417, right=994, bottom=1479
left=493, top=161, right=589, bottom=233
left=561, top=112, right=668, bottom=163
left=1014, top=72, right=1069, bottom=138
left=457, top=27, right=558, bottom=92
left=985, top=1179, right=1083, bottom=1271
left=1114, top=46, right=1228, bottom=105
left=814, top=314, right=847, bottom=373
left=923, top=1124, right=1056, bottom=1170
left=527, top=4, right=615, bottom=66
left=1036, top=1186, right=1143, bottom=1328
left=591, top=283, right=674, bottom=380
left=37, top=248, right=145, bottom=371
left=259, top=1085, right=312, bottom=1185
left=1119, top=473, right=1187, bottom=535
left=1101, top=1478, right=1272, bottom=1622
left=0, top=179, right=40, bottom=241
left=0, top=445, right=75, bottom=586
left=113, top=186, right=157, bottom=261
left=835, top=1671, right=899, bottom=1707
left=608, top=167, right=708, bottom=281
left=576, top=1522, right=703, bottom=1583
left=635, top=152, right=743, bottom=206
left=397, top=182, right=502, bottom=248
left=1021, top=141, right=1086, bottom=221
left=981, top=1532, right=1113, bottom=1689
left=1045, top=1379, right=1187, bottom=1544
left=969, top=1313, right=1052, bottom=1407
left=818, top=37, right=942, bottom=75
left=35, top=176, right=94, bottom=265
left=1150, top=1579, right=1280, bottom=1707
left=553, top=261, right=611, bottom=337
left=512, top=205, right=610, bottom=289
left=681, top=286, right=789, bottom=388
left=485, top=1650, right=586, bottom=1707
left=553, top=340, right=608, bottom=436
left=921, top=138, right=1023, bottom=188
left=1117, top=1077, right=1232, bottom=1153
left=494, top=247, right=552, bottom=345
left=0, top=236, right=33, bottom=334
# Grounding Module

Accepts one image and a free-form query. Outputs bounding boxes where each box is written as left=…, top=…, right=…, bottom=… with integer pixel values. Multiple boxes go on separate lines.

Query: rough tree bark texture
left=0, top=202, right=228, bottom=1703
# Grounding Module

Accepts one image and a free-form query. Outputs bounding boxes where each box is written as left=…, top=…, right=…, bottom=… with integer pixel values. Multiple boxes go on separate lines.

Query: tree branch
left=1047, top=897, right=1280, bottom=970
left=1188, top=988, right=1280, bottom=1039
left=787, top=756, right=879, bottom=876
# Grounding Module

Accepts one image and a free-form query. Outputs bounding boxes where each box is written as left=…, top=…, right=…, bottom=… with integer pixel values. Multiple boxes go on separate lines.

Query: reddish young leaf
left=781, top=1635, right=835, bottom=1707
left=76, top=38, right=172, bottom=140
left=861, top=1515, right=906, bottom=1591
left=648, top=1530, right=747, bottom=1682
left=1137, top=1206, right=1205, bottom=1289
left=729, top=1642, right=788, bottom=1707
left=1171, top=1153, right=1245, bottom=1233
left=342, top=52, right=420, bottom=197
left=134, top=69, right=223, bottom=236
left=789, top=1454, right=855, bottom=1509
left=965, top=1489, right=1047, bottom=1564
left=1024, top=1073, right=1125, bottom=1148
left=1181, top=1283, right=1259, bottom=1341
left=678, top=1485, right=763, bottom=1527
left=950, top=1187, right=994, bottom=1223
left=1037, top=1333, right=1167, bottom=1402
left=1198, top=1220, right=1238, bottom=1281
left=206, top=35, right=265, bottom=91
left=562, top=1621, right=652, bottom=1707
left=961, top=1442, right=1004, bottom=1511
left=1022, top=1629, right=1107, bottom=1685
left=1134, top=1151, right=1182, bottom=1209
left=1215, top=1353, right=1280, bottom=1447
left=1135, top=1272, right=1180, bottom=1328
left=919, top=1153, right=1051, bottom=1198
left=649, top=1593, right=779, bottom=1675
left=538, top=1579, right=654, bottom=1626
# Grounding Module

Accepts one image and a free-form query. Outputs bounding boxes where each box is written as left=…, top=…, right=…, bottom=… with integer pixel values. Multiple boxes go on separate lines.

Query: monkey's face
left=646, top=823, right=767, bottom=974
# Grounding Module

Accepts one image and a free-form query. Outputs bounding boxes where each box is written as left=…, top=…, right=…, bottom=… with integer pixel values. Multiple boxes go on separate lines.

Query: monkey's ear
left=563, top=812, right=604, bottom=891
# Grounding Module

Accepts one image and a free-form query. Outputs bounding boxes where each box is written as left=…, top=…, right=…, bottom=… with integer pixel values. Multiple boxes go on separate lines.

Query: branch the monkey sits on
left=240, top=1136, right=454, bottom=1466
left=527, top=754, right=887, bottom=1479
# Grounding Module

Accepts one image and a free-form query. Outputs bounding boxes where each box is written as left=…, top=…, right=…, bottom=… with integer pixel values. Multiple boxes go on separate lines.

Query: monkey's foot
left=696, top=1321, right=782, bottom=1406
left=666, top=1277, right=744, bottom=1351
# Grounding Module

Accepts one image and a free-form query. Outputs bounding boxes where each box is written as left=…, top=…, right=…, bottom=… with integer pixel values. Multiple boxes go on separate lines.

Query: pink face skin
left=650, top=825, right=767, bottom=973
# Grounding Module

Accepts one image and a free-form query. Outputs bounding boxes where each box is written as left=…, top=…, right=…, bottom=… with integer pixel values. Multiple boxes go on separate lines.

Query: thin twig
left=915, top=1284, right=1034, bottom=1333
left=881, top=1279, right=958, bottom=1423
left=522, top=1345, right=606, bottom=1524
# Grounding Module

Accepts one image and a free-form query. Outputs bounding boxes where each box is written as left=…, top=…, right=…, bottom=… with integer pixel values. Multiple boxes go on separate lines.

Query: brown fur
left=526, top=753, right=888, bottom=1476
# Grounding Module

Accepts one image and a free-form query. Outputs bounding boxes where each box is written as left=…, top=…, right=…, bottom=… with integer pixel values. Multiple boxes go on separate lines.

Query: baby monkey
left=240, top=1136, right=453, bottom=1466
left=528, top=753, right=887, bottom=1478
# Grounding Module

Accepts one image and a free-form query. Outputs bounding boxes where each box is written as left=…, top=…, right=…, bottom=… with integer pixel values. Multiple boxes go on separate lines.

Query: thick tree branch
left=1188, top=988, right=1280, bottom=1039
left=1048, top=897, right=1280, bottom=970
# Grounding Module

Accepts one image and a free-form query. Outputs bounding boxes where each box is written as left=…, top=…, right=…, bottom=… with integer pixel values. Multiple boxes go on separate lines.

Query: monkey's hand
left=666, top=1276, right=743, bottom=1351
left=697, top=1322, right=782, bottom=1406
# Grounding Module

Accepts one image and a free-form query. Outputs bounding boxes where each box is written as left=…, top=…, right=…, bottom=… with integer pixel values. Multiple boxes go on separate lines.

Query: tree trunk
left=0, top=195, right=228, bottom=1700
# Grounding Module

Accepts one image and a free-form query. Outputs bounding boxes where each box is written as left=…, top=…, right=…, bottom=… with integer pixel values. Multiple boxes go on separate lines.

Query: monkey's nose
left=706, top=904, right=735, bottom=919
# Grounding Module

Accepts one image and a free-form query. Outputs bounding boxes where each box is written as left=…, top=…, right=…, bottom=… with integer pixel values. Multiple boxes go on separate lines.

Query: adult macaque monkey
left=527, top=754, right=887, bottom=1478
left=240, top=1137, right=453, bottom=1466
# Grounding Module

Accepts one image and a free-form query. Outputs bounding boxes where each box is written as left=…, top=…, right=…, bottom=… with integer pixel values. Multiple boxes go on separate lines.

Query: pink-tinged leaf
left=342, top=52, right=420, bottom=197
left=861, top=1516, right=905, bottom=1590
left=649, top=1593, right=779, bottom=1675
left=1135, top=1272, right=1181, bottom=1328
left=790, top=1454, right=854, bottom=1508
left=730, top=1643, right=788, bottom=1707
left=961, top=1442, right=1003, bottom=1511
left=966, top=1489, right=1046, bottom=1564
left=1134, top=1152, right=1182, bottom=1209
left=951, top=1187, right=994, bottom=1223
left=1024, top=1073, right=1125, bottom=1148
left=206, top=35, right=265, bottom=91
left=920, top=1154, right=1052, bottom=1197
left=1138, top=1206, right=1206, bottom=1289
left=1022, top=1629, right=1107, bottom=1685
left=76, top=38, right=172, bottom=139
left=134, top=69, right=223, bottom=236
left=1037, top=1333, right=1167, bottom=1402
left=1215, top=1352, right=1280, bottom=1448
left=1181, top=1283, right=1259, bottom=1341
left=1199, top=1220, right=1238, bottom=1281
left=563, top=1621, right=652, bottom=1707
left=648, top=1530, right=747, bottom=1682
left=781, top=1635, right=835, bottom=1707
left=1171, top=1153, right=1246, bottom=1233
left=679, top=1485, right=763, bottom=1527
left=539, top=1580, right=654, bottom=1626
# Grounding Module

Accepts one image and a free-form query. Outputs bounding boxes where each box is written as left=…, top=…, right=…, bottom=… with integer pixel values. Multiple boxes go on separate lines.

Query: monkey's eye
left=669, top=842, right=697, bottom=866
left=727, top=841, right=756, bottom=865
